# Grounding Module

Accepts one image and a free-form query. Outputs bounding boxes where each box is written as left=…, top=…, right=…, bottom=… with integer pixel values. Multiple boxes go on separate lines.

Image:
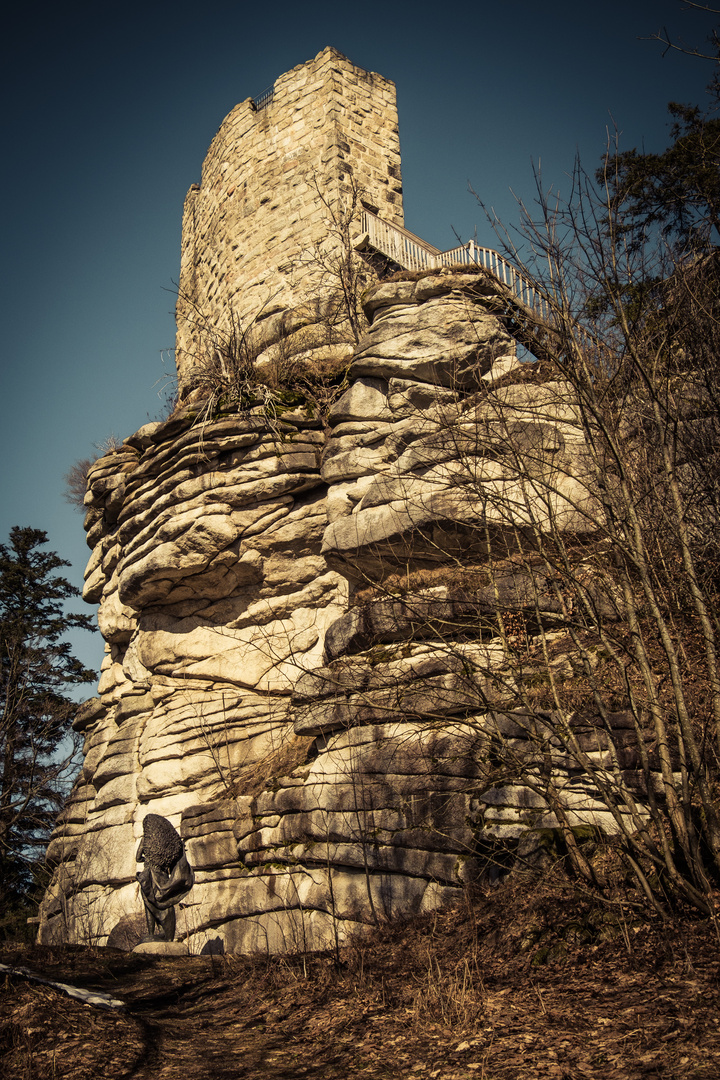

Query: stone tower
left=175, top=47, right=404, bottom=396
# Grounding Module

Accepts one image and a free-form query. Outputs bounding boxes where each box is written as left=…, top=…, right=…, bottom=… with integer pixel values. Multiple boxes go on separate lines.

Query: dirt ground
left=2, top=873, right=719, bottom=1079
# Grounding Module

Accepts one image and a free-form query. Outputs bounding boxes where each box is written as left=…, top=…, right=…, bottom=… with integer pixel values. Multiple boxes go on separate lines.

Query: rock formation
left=38, top=51, right=664, bottom=953
left=38, top=267, right=655, bottom=952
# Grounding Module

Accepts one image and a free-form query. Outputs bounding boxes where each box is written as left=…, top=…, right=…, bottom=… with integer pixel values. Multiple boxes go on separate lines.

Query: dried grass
left=3, top=874, right=720, bottom=1079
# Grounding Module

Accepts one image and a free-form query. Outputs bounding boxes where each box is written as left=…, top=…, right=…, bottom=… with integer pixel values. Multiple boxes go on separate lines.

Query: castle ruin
left=36, top=49, right=661, bottom=955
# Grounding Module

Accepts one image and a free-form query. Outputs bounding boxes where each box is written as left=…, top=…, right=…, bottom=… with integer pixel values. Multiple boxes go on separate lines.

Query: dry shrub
left=410, top=950, right=487, bottom=1032
left=226, top=734, right=315, bottom=799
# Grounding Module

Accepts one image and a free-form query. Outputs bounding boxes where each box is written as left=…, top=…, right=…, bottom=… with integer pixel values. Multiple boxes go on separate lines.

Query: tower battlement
left=175, top=47, right=404, bottom=395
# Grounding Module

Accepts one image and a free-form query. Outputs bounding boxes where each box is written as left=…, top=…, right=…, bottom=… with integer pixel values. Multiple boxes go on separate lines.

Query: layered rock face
left=39, top=273, right=659, bottom=953
left=40, top=405, right=344, bottom=948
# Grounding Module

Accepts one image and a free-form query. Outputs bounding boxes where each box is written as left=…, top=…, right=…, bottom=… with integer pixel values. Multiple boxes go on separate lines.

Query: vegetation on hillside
left=2, top=874, right=720, bottom=1078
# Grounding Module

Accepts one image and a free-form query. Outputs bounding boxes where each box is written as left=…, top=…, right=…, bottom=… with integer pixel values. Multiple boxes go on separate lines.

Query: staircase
left=356, top=211, right=549, bottom=318
left=355, top=210, right=598, bottom=363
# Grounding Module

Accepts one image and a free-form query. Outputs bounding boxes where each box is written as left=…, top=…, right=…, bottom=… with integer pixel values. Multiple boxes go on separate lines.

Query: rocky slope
left=38, top=272, right=656, bottom=953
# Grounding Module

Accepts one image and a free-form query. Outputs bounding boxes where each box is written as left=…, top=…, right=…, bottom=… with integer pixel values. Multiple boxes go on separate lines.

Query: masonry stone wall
left=175, top=47, right=404, bottom=396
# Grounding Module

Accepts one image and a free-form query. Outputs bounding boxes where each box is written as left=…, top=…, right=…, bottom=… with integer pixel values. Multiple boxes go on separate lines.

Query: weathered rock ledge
left=39, top=278, right=657, bottom=953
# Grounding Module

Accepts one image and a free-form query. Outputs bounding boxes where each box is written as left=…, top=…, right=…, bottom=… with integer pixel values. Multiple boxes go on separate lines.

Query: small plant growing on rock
left=63, top=435, right=124, bottom=511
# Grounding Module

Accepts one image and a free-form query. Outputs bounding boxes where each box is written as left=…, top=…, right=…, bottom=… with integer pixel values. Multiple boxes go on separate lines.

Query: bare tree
left=311, top=150, right=720, bottom=920
left=63, top=436, right=125, bottom=513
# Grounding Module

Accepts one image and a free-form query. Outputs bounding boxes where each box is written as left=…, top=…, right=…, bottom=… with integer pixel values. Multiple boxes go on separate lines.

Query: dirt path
left=3, top=884, right=720, bottom=1078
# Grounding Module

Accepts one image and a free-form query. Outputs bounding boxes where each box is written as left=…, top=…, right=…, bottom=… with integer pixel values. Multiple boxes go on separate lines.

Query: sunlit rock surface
left=39, top=277, right=647, bottom=954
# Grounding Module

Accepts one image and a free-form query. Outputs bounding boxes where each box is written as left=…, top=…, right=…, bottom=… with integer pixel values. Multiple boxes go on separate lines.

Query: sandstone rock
left=72, top=697, right=106, bottom=733
left=352, top=280, right=516, bottom=387
left=38, top=73, right=659, bottom=953
left=327, top=378, right=393, bottom=424
left=133, top=941, right=190, bottom=955
left=386, top=377, right=459, bottom=419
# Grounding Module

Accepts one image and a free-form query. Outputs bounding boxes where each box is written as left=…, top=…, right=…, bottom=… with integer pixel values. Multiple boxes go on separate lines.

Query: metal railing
left=358, top=210, right=550, bottom=324
left=252, top=86, right=274, bottom=112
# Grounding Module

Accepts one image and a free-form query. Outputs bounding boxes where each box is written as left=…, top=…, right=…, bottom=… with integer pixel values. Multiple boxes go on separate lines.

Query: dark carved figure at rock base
left=136, top=814, right=194, bottom=942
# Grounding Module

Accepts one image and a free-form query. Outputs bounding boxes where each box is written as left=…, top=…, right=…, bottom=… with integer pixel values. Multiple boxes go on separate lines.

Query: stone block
left=133, top=941, right=189, bottom=956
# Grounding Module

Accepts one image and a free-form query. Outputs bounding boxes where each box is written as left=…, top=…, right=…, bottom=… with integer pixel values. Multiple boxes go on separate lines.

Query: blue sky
left=2, top=0, right=716, bottom=677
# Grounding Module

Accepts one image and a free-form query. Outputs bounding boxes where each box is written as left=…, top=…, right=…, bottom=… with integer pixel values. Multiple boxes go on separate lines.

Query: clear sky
left=2, top=0, right=717, bottom=677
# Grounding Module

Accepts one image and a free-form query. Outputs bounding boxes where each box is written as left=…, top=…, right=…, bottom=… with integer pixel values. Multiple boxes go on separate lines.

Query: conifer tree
left=601, top=38, right=720, bottom=253
left=0, top=527, right=95, bottom=932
